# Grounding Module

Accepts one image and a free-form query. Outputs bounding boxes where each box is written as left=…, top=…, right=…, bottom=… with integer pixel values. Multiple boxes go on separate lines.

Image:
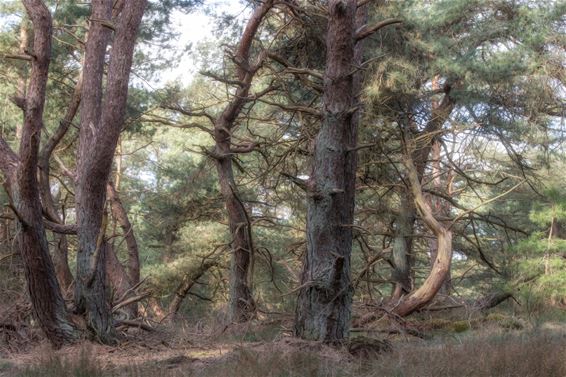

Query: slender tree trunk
left=0, top=0, right=78, bottom=348
left=215, top=157, right=256, bottom=321
left=391, top=195, right=415, bottom=299
left=75, top=0, right=146, bottom=344
left=427, top=140, right=451, bottom=295
left=38, top=73, right=82, bottom=294
left=206, top=0, right=273, bottom=322
left=107, top=181, right=140, bottom=285
left=295, top=0, right=362, bottom=343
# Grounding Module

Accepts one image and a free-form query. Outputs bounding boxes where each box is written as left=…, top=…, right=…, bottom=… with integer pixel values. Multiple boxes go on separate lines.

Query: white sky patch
left=154, top=0, right=249, bottom=87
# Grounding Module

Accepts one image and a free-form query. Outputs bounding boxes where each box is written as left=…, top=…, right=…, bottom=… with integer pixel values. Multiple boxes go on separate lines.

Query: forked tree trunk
left=0, top=0, right=77, bottom=348
left=75, top=0, right=146, bottom=344
left=295, top=0, right=362, bottom=343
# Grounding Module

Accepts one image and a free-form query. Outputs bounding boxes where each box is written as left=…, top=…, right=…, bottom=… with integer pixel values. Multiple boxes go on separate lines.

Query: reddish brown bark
left=0, top=0, right=77, bottom=348
left=75, top=0, right=146, bottom=344
left=105, top=242, right=132, bottom=304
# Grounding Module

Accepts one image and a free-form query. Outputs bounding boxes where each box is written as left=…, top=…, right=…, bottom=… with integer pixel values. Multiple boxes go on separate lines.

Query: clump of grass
left=181, top=330, right=566, bottom=377
left=372, top=330, right=566, bottom=377
left=451, top=320, right=471, bottom=333
left=18, top=347, right=107, bottom=377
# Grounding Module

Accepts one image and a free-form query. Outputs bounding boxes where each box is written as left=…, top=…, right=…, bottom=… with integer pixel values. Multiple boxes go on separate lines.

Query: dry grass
left=3, top=321, right=566, bottom=377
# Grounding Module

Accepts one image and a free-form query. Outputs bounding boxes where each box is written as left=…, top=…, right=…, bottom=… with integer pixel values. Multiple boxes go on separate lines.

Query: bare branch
left=355, top=18, right=402, bottom=41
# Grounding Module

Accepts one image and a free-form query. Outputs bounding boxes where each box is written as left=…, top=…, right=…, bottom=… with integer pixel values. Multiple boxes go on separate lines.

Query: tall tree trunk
left=0, top=0, right=77, bottom=348
left=294, top=0, right=362, bottom=343
left=207, top=0, right=273, bottom=322
left=75, top=0, right=146, bottom=344
left=215, top=158, right=256, bottom=321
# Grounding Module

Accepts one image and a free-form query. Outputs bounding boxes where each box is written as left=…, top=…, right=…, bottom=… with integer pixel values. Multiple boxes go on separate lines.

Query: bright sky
left=154, top=0, right=249, bottom=86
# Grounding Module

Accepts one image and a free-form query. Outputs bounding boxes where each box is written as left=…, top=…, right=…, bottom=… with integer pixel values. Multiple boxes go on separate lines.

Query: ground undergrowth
left=1, top=310, right=565, bottom=377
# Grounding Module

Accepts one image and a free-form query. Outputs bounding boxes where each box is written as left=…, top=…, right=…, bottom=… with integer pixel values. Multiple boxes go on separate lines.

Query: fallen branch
left=115, top=319, right=154, bottom=332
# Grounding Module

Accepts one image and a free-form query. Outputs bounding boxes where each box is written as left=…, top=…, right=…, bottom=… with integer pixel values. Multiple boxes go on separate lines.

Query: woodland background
left=0, top=0, right=565, bottom=375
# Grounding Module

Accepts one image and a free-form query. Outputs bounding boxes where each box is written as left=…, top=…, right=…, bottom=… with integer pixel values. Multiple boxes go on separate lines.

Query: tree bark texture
left=75, top=0, right=146, bottom=344
left=0, top=0, right=77, bottom=348
left=294, top=0, right=362, bottom=343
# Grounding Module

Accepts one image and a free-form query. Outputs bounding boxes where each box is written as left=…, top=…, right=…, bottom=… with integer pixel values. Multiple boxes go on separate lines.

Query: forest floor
left=1, top=309, right=566, bottom=377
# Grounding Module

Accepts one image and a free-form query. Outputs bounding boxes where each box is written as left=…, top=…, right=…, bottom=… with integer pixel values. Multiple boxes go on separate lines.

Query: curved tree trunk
left=38, top=72, right=82, bottom=294
left=391, top=155, right=453, bottom=317
left=427, top=140, right=451, bottom=295
left=389, top=79, right=454, bottom=300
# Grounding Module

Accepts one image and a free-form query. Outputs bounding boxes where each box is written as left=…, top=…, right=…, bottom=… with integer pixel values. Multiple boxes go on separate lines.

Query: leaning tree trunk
left=0, top=0, right=77, bottom=348
left=75, top=0, right=146, bottom=344
left=167, top=260, right=217, bottom=320
left=294, top=0, right=362, bottom=343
